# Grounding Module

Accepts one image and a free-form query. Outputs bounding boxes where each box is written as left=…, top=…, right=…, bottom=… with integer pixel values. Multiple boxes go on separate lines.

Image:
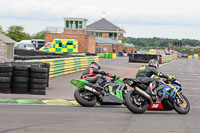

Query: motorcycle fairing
left=148, top=101, right=164, bottom=110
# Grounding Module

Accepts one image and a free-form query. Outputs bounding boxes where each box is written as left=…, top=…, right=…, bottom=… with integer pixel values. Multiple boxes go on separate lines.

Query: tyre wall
left=129, top=54, right=177, bottom=64
left=24, top=56, right=99, bottom=78
left=0, top=63, right=49, bottom=95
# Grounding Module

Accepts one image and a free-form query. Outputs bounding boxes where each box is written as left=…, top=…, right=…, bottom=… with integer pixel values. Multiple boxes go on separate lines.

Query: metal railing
left=45, top=27, right=64, bottom=33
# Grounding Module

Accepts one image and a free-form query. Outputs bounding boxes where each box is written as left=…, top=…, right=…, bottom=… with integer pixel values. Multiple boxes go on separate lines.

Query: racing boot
left=146, top=82, right=156, bottom=96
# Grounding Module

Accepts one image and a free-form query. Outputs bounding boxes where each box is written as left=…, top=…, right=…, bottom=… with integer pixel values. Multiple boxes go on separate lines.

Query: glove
left=168, top=76, right=175, bottom=81
left=112, top=74, right=119, bottom=80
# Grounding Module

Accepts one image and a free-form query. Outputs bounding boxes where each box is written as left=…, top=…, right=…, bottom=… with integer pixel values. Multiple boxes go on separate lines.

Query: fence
left=25, top=56, right=99, bottom=78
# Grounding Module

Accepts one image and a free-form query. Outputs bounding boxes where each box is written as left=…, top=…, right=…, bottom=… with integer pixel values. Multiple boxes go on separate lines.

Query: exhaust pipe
left=134, top=87, right=153, bottom=103
left=84, top=85, right=100, bottom=95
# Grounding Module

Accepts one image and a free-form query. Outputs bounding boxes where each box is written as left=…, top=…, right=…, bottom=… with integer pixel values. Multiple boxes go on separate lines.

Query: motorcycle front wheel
left=174, top=94, right=190, bottom=114
left=125, top=90, right=149, bottom=114
left=74, top=88, right=97, bottom=107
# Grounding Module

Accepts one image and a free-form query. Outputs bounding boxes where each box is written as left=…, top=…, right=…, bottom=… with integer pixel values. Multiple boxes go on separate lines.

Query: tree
left=6, top=25, right=31, bottom=42
left=0, top=25, right=4, bottom=34
left=33, top=30, right=46, bottom=39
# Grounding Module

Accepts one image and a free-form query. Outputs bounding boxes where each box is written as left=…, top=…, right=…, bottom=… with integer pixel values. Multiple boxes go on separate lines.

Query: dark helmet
left=90, top=62, right=101, bottom=69
left=148, top=59, right=159, bottom=69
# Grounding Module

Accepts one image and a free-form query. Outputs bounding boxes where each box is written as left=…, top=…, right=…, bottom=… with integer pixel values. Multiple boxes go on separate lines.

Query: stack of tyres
left=0, top=65, right=13, bottom=93
left=29, top=67, right=48, bottom=95
left=11, top=65, right=30, bottom=94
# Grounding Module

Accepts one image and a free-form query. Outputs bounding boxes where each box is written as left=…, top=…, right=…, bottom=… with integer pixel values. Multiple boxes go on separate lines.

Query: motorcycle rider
left=81, top=62, right=118, bottom=90
left=136, top=59, right=175, bottom=95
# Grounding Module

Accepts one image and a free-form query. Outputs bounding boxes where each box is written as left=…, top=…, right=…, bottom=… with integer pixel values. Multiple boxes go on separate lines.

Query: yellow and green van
left=40, top=39, right=78, bottom=53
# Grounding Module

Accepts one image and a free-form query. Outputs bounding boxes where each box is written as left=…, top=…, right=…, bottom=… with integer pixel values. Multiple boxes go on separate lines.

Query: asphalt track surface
left=0, top=58, right=200, bottom=133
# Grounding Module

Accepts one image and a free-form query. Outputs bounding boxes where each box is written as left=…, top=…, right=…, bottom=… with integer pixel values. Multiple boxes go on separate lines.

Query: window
left=75, top=21, right=78, bottom=29
left=59, top=42, right=62, bottom=47
left=96, top=32, right=102, bottom=37
left=70, top=21, right=73, bottom=29
left=79, top=21, right=82, bottom=29
left=7, top=44, right=13, bottom=59
left=66, top=21, right=69, bottom=28
left=109, top=33, right=117, bottom=39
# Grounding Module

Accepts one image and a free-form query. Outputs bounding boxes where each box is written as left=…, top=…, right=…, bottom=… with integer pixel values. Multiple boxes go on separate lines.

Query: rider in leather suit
left=136, top=59, right=174, bottom=95
left=81, top=62, right=118, bottom=89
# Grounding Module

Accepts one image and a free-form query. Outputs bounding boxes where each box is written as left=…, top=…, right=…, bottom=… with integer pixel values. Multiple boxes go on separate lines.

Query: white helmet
left=148, top=59, right=159, bottom=69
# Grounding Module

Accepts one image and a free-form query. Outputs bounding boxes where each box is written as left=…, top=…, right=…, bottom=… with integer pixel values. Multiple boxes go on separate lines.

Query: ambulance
left=40, top=39, right=78, bottom=53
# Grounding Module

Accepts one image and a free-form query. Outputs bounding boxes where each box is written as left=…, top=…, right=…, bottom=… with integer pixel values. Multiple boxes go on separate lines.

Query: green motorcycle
left=70, top=76, right=128, bottom=107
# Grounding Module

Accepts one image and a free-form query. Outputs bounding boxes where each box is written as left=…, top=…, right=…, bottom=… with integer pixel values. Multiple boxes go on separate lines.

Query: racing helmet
left=90, top=62, right=101, bottom=69
left=148, top=59, right=159, bottom=69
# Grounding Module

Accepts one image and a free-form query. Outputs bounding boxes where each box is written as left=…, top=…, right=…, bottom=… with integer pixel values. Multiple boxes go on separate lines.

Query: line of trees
left=123, top=37, right=200, bottom=55
left=123, top=37, right=200, bottom=47
left=0, top=25, right=46, bottom=42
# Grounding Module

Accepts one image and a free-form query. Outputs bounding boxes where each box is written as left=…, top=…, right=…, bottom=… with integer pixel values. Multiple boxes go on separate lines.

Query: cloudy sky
left=0, top=0, right=200, bottom=39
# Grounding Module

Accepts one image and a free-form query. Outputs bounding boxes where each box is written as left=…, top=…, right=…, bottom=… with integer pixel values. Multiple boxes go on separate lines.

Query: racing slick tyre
left=74, top=88, right=97, bottom=107
left=174, top=94, right=190, bottom=114
left=125, top=90, right=149, bottom=114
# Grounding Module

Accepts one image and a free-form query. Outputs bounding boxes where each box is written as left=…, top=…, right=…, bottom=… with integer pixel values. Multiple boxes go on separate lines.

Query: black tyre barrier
left=0, top=89, right=11, bottom=94
left=29, top=83, right=47, bottom=90
left=13, top=71, right=29, bottom=77
left=129, top=54, right=162, bottom=64
left=13, top=65, right=30, bottom=71
left=13, top=77, right=29, bottom=83
left=0, top=83, right=11, bottom=89
left=11, top=88, right=28, bottom=94
left=0, top=62, right=49, bottom=95
left=0, top=77, right=11, bottom=83
left=30, top=67, right=48, bottom=73
left=29, top=89, right=46, bottom=95
left=0, top=72, right=12, bottom=77
left=12, top=83, right=29, bottom=88
left=30, top=78, right=47, bottom=84
left=30, top=73, right=48, bottom=79
left=0, top=65, right=13, bottom=72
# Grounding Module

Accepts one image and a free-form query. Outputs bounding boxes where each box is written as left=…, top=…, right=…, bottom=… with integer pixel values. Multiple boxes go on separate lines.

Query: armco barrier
left=25, top=56, right=99, bottom=78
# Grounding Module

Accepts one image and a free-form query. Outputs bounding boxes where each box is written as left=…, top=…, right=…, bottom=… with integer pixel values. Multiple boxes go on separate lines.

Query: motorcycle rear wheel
left=174, top=94, right=190, bottom=114
left=74, top=88, right=97, bottom=107
left=125, top=90, right=148, bottom=114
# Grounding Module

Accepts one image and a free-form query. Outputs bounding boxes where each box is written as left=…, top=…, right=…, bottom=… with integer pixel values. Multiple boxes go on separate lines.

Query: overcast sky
left=1, top=0, right=200, bottom=39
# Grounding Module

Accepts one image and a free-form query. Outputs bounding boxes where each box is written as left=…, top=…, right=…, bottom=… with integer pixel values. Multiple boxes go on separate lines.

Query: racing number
left=152, top=104, right=159, bottom=108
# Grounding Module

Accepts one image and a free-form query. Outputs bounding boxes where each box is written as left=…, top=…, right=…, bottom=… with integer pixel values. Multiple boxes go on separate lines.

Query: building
left=45, top=17, right=134, bottom=54
left=87, top=18, right=125, bottom=41
left=96, top=37, right=123, bottom=53
left=45, top=18, right=96, bottom=53
left=0, top=33, right=15, bottom=63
